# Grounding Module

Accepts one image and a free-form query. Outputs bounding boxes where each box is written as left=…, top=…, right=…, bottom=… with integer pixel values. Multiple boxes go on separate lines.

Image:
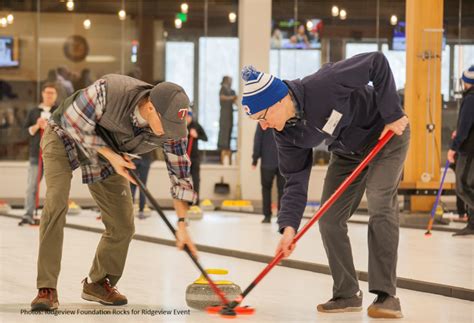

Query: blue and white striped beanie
left=241, top=66, right=288, bottom=115
left=462, top=65, right=474, bottom=84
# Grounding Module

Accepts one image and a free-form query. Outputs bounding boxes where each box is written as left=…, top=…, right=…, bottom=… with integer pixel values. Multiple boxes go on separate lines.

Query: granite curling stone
left=67, top=200, right=82, bottom=215
left=187, top=205, right=204, bottom=220
left=185, top=269, right=242, bottom=310
left=0, top=200, right=11, bottom=214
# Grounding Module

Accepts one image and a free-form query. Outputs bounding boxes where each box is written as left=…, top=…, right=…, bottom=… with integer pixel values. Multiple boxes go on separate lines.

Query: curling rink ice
left=0, top=210, right=473, bottom=323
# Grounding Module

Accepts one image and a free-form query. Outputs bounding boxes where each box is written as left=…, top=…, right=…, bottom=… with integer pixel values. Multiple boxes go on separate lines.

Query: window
left=345, top=42, right=451, bottom=99
left=270, top=49, right=321, bottom=80
left=198, top=37, right=239, bottom=151
left=381, top=44, right=406, bottom=90
left=453, top=45, right=474, bottom=93
left=345, top=43, right=378, bottom=58
left=165, top=42, right=195, bottom=102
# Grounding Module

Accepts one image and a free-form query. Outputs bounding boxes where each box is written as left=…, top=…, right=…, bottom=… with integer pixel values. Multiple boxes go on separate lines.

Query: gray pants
left=455, top=154, right=474, bottom=208
left=318, top=129, right=410, bottom=298
left=24, top=159, right=41, bottom=218
left=455, top=154, right=474, bottom=227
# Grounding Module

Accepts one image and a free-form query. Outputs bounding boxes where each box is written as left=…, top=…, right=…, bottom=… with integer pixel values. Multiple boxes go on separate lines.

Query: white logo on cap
left=178, top=108, right=188, bottom=120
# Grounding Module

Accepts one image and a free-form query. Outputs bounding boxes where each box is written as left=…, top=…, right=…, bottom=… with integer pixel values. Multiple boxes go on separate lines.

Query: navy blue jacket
left=275, top=52, right=404, bottom=233
left=252, top=124, right=279, bottom=169
left=450, top=87, right=474, bottom=155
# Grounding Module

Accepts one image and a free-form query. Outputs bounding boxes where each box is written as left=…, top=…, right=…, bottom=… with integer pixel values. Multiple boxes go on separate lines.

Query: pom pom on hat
left=462, top=65, right=474, bottom=85
left=241, top=65, right=260, bottom=82
left=240, top=65, right=288, bottom=116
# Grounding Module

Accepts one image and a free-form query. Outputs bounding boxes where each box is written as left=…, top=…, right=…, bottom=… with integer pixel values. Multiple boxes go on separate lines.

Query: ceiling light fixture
left=181, top=3, right=189, bottom=14
left=174, top=18, right=182, bottom=29
left=339, top=9, right=347, bottom=20
left=331, top=5, right=339, bottom=17
left=83, top=18, right=91, bottom=29
left=118, top=9, right=126, bottom=20
left=66, top=0, right=74, bottom=11
left=390, top=14, right=398, bottom=26
left=228, top=12, right=237, bottom=23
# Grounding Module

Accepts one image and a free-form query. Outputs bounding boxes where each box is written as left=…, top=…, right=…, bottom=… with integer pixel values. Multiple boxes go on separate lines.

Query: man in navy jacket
left=241, top=52, right=409, bottom=319
left=252, top=124, right=285, bottom=223
left=448, top=65, right=474, bottom=236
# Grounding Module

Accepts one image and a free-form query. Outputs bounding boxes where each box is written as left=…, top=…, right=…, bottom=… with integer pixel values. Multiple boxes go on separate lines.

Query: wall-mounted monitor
left=0, top=36, right=19, bottom=68
left=391, top=22, right=446, bottom=51
left=271, top=19, right=323, bottom=49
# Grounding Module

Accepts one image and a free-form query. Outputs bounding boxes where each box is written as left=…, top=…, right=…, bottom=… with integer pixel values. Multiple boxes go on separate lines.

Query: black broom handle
left=95, top=125, right=230, bottom=305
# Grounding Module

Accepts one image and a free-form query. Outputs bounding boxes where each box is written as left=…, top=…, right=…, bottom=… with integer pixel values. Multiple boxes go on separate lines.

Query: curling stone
left=200, top=199, right=215, bottom=211
left=433, top=205, right=450, bottom=225
left=435, top=205, right=444, bottom=217
left=238, top=200, right=254, bottom=212
left=221, top=200, right=238, bottom=211
left=185, top=269, right=242, bottom=310
left=187, top=205, right=204, bottom=220
left=0, top=200, right=11, bottom=214
left=67, top=200, right=82, bottom=215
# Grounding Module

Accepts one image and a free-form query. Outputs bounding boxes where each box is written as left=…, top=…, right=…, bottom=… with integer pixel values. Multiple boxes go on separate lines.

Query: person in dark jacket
left=217, top=76, right=237, bottom=164
left=186, top=109, right=208, bottom=204
left=252, top=124, right=285, bottom=223
left=449, top=130, right=468, bottom=222
left=241, top=52, right=409, bottom=319
left=130, top=151, right=154, bottom=219
left=31, top=75, right=199, bottom=312
left=447, top=65, right=474, bottom=236
left=19, top=83, right=57, bottom=226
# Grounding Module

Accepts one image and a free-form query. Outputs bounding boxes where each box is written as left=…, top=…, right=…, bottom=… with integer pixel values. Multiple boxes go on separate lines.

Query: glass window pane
left=345, top=43, right=378, bottom=58
left=454, top=45, right=474, bottom=87
left=382, top=44, right=406, bottom=90
left=198, top=37, right=239, bottom=151
left=270, top=49, right=321, bottom=80
left=165, top=42, right=194, bottom=102
left=441, top=45, right=450, bottom=101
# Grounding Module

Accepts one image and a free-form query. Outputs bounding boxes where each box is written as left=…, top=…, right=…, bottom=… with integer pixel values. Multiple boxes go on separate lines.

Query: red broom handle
left=186, top=136, right=194, bottom=158
left=187, top=136, right=194, bottom=157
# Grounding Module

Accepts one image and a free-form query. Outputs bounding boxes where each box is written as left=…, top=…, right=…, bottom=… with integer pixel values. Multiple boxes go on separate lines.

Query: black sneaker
left=367, top=294, right=403, bottom=318
left=452, top=225, right=474, bottom=236
left=18, top=216, right=39, bottom=226
left=261, top=217, right=271, bottom=223
left=317, top=290, right=363, bottom=313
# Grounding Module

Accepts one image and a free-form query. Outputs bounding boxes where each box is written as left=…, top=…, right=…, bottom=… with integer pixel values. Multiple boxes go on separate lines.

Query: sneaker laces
left=38, top=288, right=54, bottom=301
left=102, top=279, right=119, bottom=295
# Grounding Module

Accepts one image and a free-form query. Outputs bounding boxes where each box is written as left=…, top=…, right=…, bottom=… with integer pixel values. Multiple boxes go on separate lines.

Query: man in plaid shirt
left=31, top=75, right=198, bottom=311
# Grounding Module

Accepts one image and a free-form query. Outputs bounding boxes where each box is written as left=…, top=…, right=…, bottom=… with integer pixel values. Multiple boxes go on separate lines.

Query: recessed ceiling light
left=339, top=9, right=347, bottom=20
left=118, top=10, right=126, bottom=20
left=228, top=12, right=237, bottom=23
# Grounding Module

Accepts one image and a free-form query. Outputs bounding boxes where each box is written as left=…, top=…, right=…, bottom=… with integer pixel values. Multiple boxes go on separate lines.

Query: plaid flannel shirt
left=50, top=79, right=197, bottom=203
left=162, top=139, right=197, bottom=204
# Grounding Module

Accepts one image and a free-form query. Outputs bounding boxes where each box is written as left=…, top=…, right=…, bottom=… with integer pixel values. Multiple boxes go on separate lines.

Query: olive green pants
left=37, top=126, right=135, bottom=289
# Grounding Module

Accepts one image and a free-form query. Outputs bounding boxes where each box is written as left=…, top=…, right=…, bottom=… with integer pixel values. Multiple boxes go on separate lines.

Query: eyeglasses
left=255, top=107, right=270, bottom=122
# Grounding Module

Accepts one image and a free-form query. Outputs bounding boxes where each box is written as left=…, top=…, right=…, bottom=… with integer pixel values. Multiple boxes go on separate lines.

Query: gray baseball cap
left=150, top=82, right=190, bottom=139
